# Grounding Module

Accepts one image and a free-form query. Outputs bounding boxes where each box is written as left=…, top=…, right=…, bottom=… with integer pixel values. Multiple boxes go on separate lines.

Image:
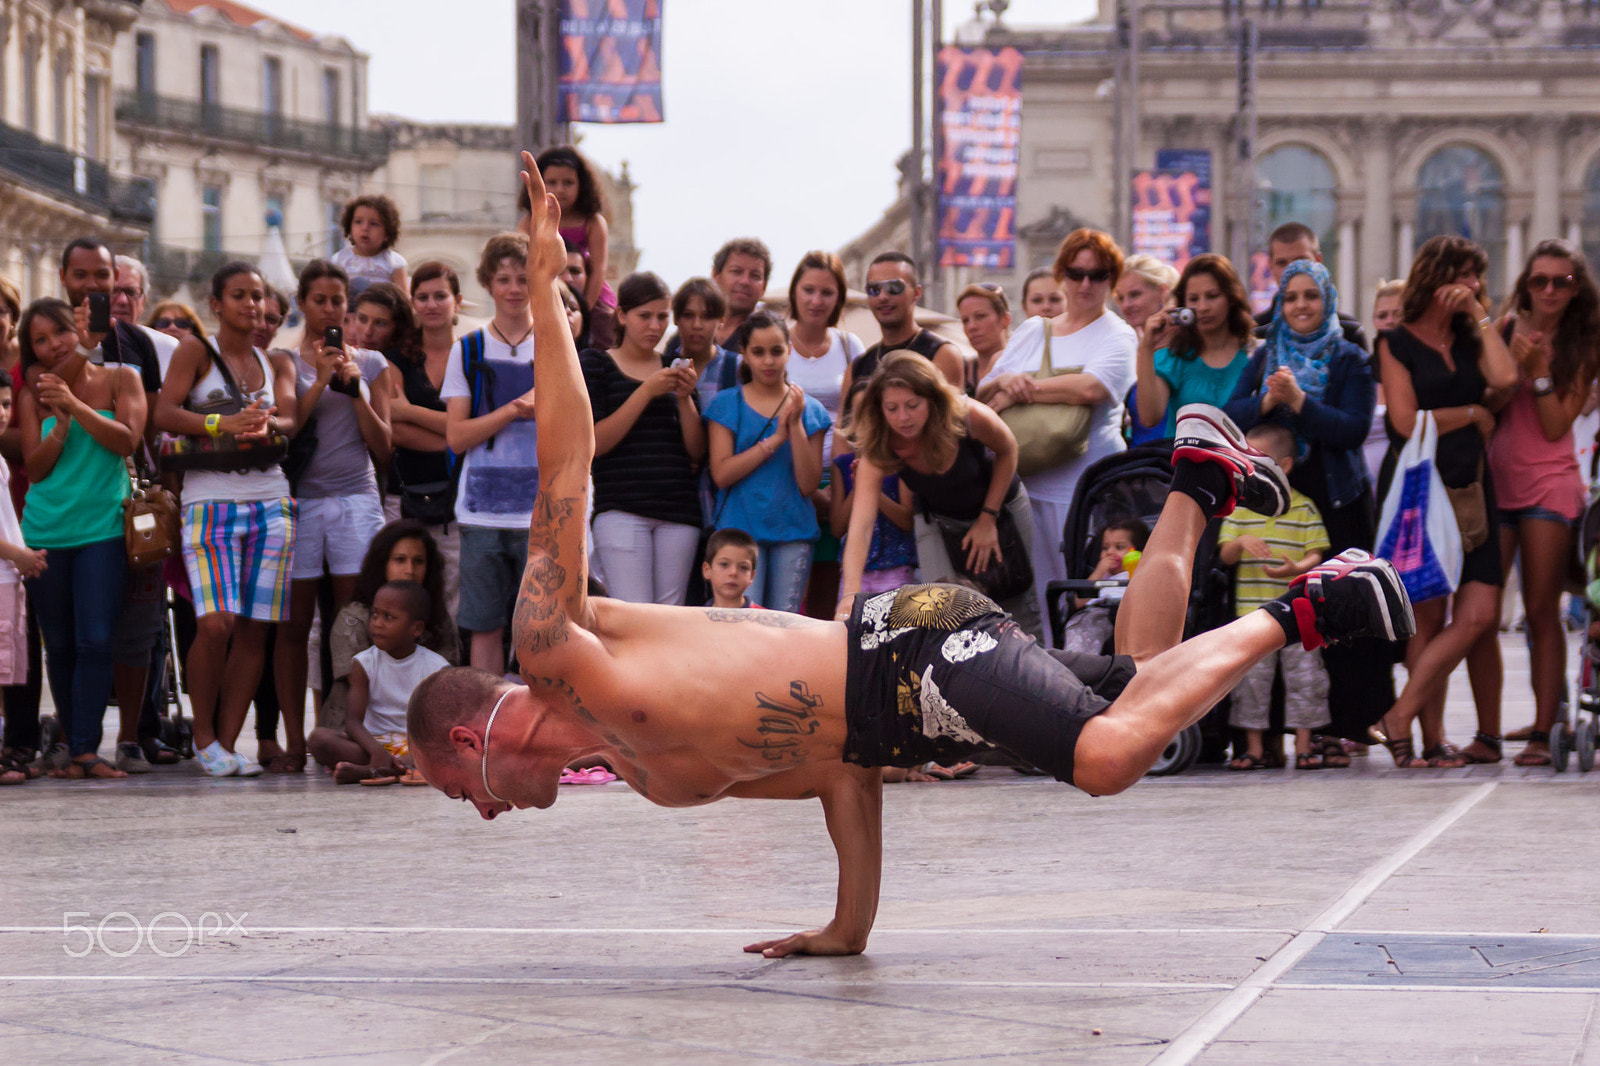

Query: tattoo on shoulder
left=737, top=681, right=822, bottom=768
left=701, top=608, right=823, bottom=629
left=527, top=675, right=641, bottom=767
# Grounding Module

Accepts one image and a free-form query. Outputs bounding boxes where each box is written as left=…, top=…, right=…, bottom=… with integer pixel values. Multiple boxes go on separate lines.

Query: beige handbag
left=996, top=319, right=1092, bottom=477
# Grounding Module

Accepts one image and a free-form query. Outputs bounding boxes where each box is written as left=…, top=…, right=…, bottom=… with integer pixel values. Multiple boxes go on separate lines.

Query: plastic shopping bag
left=1375, top=411, right=1462, bottom=604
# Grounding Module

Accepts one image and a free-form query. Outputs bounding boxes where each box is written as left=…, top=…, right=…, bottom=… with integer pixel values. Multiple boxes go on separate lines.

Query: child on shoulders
left=332, top=193, right=408, bottom=296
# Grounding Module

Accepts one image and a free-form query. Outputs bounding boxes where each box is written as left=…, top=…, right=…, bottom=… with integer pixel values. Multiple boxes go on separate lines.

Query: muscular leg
left=1114, top=490, right=1206, bottom=666
left=1078, top=611, right=1286, bottom=796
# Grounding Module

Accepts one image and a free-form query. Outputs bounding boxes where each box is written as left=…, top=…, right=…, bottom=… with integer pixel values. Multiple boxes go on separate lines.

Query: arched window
left=1258, top=145, right=1339, bottom=280
left=1581, top=155, right=1600, bottom=270
left=1417, top=144, right=1506, bottom=295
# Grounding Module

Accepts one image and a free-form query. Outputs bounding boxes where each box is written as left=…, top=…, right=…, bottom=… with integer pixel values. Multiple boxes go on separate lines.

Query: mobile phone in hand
left=324, top=326, right=342, bottom=351
left=87, top=292, right=112, bottom=334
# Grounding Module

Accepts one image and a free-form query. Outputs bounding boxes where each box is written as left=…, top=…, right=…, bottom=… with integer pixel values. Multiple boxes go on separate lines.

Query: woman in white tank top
left=154, top=262, right=300, bottom=777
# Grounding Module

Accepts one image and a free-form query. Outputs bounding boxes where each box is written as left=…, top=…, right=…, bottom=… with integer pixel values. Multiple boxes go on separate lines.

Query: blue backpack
left=459, top=329, right=497, bottom=450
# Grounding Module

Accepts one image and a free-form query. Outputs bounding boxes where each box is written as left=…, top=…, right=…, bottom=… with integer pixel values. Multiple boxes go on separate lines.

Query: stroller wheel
left=40, top=715, right=62, bottom=749
left=1147, top=724, right=1200, bottom=777
left=1578, top=719, right=1596, bottom=773
left=1552, top=720, right=1570, bottom=773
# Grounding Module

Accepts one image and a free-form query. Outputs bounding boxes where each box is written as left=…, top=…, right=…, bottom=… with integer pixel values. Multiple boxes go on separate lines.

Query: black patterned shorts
left=842, top=584, right=1135, bottom=787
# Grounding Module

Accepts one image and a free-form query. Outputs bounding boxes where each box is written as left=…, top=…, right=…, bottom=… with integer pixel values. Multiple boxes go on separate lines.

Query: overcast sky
left=258, top=0, right=1096, bottom=288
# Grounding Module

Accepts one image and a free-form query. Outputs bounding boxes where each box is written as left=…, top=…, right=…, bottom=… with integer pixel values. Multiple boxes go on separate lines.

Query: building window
left=326, top=199, right=343, bottom=255
left=135, top=33, right=156, bottom=98
left=1258, top=144, right=1339, bottom=278
left=265, top=194, right=285, bottom=232
left=263, top=56, right=282, bottom=115
left=1417, top=144, right=1507, bottom=294
left=420, top=164, right=451, bottom=219
left=200, top=44, right=220, bottom=110
left=323, top=68, right=340, bottom=127
left=202, top=186, right=223, bottom=253
left=85, top=74, right=104, bottom=160
left=22, top=34, right=38, bottom=134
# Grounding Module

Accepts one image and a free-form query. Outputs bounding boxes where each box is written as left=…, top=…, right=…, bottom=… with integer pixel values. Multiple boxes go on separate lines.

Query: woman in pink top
left=1462, top=240, right=1600, bottom=767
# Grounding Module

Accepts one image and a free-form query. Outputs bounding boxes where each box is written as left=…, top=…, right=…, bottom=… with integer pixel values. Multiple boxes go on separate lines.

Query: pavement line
left=1148, top=781, right=1498, bottom=1066
left=0, top=925, right=1283, bottom=936
left=0, top=976, right=1234, bottom=990
left=1339, top=929, right=1600, bottom=940
left=1276, top=982, right=1600, bottom=995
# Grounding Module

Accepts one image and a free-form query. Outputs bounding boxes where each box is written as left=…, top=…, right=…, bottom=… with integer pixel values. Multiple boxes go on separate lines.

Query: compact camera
left=1166, top=307, right=1196, bottom=326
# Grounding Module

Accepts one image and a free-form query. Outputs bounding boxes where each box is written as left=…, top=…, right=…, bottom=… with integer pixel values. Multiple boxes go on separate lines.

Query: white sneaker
left=231, top=753, right=265, bottom=777
left=196, top=742, right=238, bottom=777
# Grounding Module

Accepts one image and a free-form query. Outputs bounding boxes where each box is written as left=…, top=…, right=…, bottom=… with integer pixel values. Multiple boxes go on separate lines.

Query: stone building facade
left=845, top=0, right=1600, bottom=323
left=0, top=0, right=153, bottom=302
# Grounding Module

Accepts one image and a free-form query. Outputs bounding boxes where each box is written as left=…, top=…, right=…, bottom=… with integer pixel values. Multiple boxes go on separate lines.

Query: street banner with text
left=937, top=46, right=1022, bottom=268
left=1132, top=150, right=1213, bottom=270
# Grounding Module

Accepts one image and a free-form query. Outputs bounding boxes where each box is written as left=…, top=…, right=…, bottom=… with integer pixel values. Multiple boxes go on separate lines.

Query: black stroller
left=1044, top=443, right=1233, bottom=775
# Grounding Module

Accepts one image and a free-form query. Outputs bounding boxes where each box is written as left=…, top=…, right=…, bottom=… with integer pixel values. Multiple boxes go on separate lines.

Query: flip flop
left=398, top=769, right=428, bottom=786
left=335, top=762, right=397, bottom=785
left=559, top=767, right=617, bottom=785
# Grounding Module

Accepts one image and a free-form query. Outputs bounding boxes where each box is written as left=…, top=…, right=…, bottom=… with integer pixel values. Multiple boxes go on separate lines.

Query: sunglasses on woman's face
left=1063, top=267, right=1112, bottom=284
left=152, top=317, right=196, bottom=332
left=1528, top=273, right=1576, bottom=292
left=865, top=279, right=909, bottom=298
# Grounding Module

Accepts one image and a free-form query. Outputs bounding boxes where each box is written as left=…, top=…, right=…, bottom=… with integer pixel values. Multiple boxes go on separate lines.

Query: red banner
left=937, top=46, right=1022, bottom=269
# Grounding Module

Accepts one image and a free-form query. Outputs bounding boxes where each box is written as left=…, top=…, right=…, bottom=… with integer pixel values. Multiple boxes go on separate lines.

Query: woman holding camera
left=1135, top=253, right=1255, bottom=439
left=273, top=259, right=392, bottom=773
left=1221, top=260, right=1381, bottom=755
left=582, top=272, right=705, bottom=605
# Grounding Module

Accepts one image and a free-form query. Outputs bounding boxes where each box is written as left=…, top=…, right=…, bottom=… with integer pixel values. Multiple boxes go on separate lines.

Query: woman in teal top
left=18, top=298, right=144, bottom=779
left=1133, top=253, right=1256, bottom=438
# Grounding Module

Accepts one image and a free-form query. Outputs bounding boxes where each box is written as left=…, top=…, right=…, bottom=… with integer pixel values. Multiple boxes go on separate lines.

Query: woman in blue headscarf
left=1224, top=259, right=1381, bottom=755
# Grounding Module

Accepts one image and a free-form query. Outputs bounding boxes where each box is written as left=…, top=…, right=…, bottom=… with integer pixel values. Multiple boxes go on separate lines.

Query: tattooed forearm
left=514, top=490, right=586, bottom=657
left=701, top=608, right=826, bottom=629
left=737, top=681, right=822, bottom=766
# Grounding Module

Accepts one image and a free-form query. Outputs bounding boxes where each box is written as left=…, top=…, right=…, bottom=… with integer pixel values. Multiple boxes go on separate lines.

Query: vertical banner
left=936, top=45, right=1022, bottom=269
left=1131, top=149, right=1213, bottom=271
left=559, top=0, right=664, bottom=124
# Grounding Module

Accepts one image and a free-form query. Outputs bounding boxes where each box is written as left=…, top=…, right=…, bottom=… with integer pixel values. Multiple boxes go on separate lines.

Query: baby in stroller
left=1061, top=518, right=1150, bottom=654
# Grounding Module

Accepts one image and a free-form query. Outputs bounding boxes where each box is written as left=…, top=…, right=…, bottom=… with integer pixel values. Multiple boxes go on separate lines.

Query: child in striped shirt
left=1218, top=423, right=1332, bottom=771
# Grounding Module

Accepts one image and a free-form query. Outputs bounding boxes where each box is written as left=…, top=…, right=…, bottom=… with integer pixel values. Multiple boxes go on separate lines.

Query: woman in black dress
left=1372, top=236, right=1517, bottom=767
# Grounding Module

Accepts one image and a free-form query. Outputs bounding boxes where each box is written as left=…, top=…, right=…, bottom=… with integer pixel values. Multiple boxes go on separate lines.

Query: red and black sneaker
left=1171, top=404, right=1291, bottom=518
left=1284, top=549, right=1417, bottom=650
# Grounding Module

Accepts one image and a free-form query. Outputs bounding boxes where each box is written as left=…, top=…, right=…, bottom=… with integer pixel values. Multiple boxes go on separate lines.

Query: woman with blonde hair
left=145, top=300, right=207, bottom=343
left=1116, top=254, right=1181, bottom=443
left=839, top=351, right=1041, bottom=640
left=955, top=282, right=1011, bottom=395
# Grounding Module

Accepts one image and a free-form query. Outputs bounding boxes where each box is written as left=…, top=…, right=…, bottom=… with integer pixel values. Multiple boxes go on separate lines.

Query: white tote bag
left=1374, top=411, right=1463, bottom=603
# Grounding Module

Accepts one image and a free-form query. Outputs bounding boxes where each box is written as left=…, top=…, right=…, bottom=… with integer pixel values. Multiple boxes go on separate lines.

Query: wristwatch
left=204, top=413, right=223, bottom=437
left=1533, top=376, right=1555, bottom=396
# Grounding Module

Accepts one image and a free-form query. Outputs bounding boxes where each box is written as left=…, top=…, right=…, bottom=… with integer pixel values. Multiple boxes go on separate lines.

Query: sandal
left=398, top=768, right=428, bottom=786
left=52, top=756, right=127, bottom=780
left=1382, top=737, right=1430, bottom=769
left=1458, top=732, right=1502, bottom=765
left=1311, top=735, right=1350, bottom=768
left=0, top=748, right=40, bottom=784
left=1514, top=730, right=1553, bottom=767
left=1295, top=752, right=1325, bottom=770
left=1504, top=723, right=1539, bottom=742
left=1229, top=753, right=1270, bottom=771
left=334, top=762, right=395, bottom=785
left=922, top=761, right=979, bottom=781
left=1422, top=742, right=1467, bottom=769
left=262, top=753, right=307, bottom=775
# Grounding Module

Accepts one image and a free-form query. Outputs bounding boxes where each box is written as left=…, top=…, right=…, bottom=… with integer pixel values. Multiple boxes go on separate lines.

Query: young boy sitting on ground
left=702, top=528, right=762, bottom=609
left=308, top=581, right=449, bottom=785
left=1061, top=518, right=1151, bottom=655
left=1217, top=424, right=1333, bottom=771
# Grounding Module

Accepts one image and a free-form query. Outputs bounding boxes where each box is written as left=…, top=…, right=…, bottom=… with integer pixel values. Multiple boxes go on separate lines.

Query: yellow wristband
left=204, top=413, right=222, bottom=437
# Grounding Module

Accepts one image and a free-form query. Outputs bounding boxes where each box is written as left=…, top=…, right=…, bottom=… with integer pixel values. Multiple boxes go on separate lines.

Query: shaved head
left=407, top=665, right=507, bottom=756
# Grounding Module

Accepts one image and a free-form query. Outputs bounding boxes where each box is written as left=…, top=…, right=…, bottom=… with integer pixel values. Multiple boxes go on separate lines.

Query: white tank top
left=786, top=328, right=860, bottom=463
left=180, top=346, right=291, bottom=504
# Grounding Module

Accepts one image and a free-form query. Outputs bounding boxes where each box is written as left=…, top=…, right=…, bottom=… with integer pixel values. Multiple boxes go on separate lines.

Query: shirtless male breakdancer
left=408, top=153, right=1416, bottom=959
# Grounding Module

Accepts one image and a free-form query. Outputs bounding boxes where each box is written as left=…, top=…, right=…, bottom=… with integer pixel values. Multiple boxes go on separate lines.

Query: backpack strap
left=460, top=329, right=494, bottom=450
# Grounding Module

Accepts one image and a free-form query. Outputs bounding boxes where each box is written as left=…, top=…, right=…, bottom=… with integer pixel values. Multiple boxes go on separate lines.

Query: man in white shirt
left=112, top=255, right=179, bottom=379
left=442, top=232, right=539, bottom=675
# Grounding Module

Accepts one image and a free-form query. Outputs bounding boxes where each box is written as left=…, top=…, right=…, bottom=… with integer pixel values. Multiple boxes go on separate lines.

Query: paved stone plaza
left=1, top=633, right=1595, bottom=1064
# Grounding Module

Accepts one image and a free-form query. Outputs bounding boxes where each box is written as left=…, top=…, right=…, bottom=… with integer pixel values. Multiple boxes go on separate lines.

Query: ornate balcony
left=116, top=91, right=391, bottom=167
left=0, top=120, right=154, bottom=225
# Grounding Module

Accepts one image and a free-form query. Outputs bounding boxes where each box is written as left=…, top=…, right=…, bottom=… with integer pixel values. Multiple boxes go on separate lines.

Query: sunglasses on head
left=152, top=317, right=196, bottom=332
left=865, top=279, right=909, bottom=298
left=1063, top=266, right=1112, bottom=284
left=1528, top=273, right=1575, bottom=292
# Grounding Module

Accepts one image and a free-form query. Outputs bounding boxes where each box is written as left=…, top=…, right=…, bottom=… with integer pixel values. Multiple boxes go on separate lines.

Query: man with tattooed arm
left=407, top=152, right=1416, bottom=958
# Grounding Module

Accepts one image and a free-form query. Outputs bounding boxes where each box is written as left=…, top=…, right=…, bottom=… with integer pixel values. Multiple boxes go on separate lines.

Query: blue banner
left=559, top=0, right=663, bottom=124
left=936, top=46, right=1022, bottom=269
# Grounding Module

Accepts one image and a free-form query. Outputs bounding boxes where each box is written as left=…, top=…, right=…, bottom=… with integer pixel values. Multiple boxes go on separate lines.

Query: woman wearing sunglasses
left=1134, top=254, right=1255, bottom=439
left=978, top=228, right=1138, bottom=623
left=1460, top=240, right=1600, bottom=767
left=146, top=300, right=206, bottom=343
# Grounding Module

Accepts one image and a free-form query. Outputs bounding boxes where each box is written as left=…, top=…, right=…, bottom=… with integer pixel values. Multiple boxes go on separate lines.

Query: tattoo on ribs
left=737, top=681, right=823, bottom=765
